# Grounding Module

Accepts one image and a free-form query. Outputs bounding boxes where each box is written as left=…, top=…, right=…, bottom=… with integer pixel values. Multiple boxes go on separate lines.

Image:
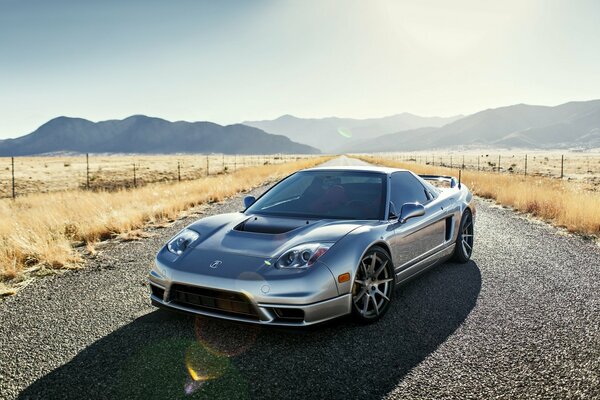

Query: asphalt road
left=1, top=157, right=599, bottom=399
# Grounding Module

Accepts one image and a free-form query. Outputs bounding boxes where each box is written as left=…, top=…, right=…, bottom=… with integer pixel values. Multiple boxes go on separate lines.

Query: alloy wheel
left=461, top=213, right=474, bottom=258
left=352, top=252, right=393, bottom=319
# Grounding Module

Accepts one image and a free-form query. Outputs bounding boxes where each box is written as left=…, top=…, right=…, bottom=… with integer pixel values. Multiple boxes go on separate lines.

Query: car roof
left=302, top=165, right=406, bottom=175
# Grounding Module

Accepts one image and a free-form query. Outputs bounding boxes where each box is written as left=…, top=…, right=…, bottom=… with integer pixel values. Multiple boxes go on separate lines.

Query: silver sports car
left=149, top=166, right=475, bottom=325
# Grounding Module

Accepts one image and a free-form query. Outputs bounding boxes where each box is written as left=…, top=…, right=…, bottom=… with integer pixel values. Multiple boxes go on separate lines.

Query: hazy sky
left=1, top=0, right=599, bottom=138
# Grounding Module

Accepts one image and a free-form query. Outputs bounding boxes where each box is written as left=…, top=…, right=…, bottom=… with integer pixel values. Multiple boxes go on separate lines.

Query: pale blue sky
left=1, top=0, right=599, bottom=138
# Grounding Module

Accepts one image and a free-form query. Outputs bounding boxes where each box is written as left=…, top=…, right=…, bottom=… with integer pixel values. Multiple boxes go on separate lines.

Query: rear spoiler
left=418, top=174, right=462, bottom=189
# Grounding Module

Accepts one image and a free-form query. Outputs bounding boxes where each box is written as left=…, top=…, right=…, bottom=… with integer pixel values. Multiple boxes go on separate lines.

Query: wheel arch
left=360, top=240, right=395, bottom=285
left=321, top=237, right=395, bottom=296
left=366, top=241, right=393, bottom=263
left=464, top=205, right=474, bottom=216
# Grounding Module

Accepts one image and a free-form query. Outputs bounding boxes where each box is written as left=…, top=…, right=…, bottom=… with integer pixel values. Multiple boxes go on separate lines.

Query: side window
left=390, top=172, right=429, bottom=208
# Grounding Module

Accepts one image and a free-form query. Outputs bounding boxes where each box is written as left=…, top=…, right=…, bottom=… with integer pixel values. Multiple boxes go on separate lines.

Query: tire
left=351, top=246, right=395, bottom=323
left=452, top=209, right=474, bottom=263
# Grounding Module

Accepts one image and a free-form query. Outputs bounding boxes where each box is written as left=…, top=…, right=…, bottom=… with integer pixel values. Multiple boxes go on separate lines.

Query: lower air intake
left=273, top=307, right=305, bottom=321
left=150, top=284, right=165, bottom=300
left=170, top=284, right=259, bottom=319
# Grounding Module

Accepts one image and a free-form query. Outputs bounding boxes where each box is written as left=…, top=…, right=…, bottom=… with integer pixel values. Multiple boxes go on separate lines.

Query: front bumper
left=150, top=289, right=352, bottom=326
left=148, top=258, right=352, bottom=326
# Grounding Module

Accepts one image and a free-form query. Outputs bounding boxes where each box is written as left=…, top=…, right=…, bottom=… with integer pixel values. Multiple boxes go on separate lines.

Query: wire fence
left=360, top=151, right=600, bottom=182
left=0, top=153, right=317, bottom=199
left=4, top=151, right=598, bottom=199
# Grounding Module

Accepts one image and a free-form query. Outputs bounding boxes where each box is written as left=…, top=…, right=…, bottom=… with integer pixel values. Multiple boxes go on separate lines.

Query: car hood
left=185, top=212, right=369, bottom=260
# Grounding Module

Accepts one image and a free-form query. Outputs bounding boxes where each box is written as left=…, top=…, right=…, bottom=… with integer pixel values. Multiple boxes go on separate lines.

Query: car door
left=387, top=172, right=447, bottom=279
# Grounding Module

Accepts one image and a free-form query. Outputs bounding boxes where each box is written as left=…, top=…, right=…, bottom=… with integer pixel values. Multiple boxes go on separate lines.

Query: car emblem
left=209, top=260, right=222, bottom=269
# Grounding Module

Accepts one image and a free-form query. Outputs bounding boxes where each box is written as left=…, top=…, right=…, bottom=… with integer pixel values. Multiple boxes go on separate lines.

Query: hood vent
left=234, top=216, right=310, bottom=235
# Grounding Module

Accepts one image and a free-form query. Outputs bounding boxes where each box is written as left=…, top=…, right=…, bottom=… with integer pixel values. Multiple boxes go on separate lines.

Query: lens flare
left=184, top=341, right=229, bottom=395
left=194, top=316, right=260, bottom=357
left=233, top=271, right=268, bottom=300
left=337, top=127, right=352, bottom=138
left=183, top=272, right=263, bottom=396
left=184, top=379, right=203, bottom=395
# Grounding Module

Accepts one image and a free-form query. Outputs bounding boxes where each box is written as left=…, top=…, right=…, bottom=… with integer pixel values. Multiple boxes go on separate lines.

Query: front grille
left=169, top=284, right=259, bottom=319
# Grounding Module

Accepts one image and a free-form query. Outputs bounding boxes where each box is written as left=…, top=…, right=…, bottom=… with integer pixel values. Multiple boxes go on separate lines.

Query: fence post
left=524, top=154, right=528, bottom=176
left=133, top=163, right=137, bottom=187
left=560, top=155, right=564, bottom=179
left=86, top=153, right=90, bottom=189
left=498, top=155, right=501, bottom=173
left=222, top=154, right=225, bottom=172
left=206, top=156, right=209, bottom=176
left=462, top=155, right=465, bottom=169
left=177, top=161, right=181, bottom=182
left=11, top=157, right=15, bottom=199
left=234, top=155, right=237, bottom=171
left=450, top=155, right=452, bottom=169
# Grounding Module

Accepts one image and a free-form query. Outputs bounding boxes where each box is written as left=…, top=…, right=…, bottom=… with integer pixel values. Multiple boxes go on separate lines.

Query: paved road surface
left=1, top=157, right=599, bottom=399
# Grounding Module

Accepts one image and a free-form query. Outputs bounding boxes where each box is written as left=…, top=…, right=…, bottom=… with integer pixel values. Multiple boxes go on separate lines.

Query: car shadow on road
left=19, top=261, right=481, bottom=400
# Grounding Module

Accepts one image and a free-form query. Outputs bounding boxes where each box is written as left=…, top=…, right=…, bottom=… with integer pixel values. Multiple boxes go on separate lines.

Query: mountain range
left=243, top=113, right=463, bottom=153
left=0, top=115, right=319, bottom=156
left=1, top=99, right=598, bottom=156
left=336, top=100, right=600, bottom=153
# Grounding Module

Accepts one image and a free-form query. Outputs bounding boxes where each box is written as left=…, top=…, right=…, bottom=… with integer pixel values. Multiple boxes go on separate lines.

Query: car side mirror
left=243, top=195, right=256, bottom=209
left=399, top=203, right=425, bottom=224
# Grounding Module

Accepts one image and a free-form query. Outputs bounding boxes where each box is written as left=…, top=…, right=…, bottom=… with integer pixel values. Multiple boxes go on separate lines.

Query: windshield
left=246, top=170, right=387, bottom=220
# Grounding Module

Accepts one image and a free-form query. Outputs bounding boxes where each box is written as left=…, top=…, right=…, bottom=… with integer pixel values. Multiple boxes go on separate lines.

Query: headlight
left=276, top=242, right=333, bottom=269
left=167, top=229, right=200, bottom=255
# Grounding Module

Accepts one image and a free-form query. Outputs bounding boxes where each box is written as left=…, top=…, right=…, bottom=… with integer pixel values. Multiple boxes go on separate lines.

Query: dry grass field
left=0, top=155, right=329, bottom=293
left=359, top=155, right=600, bottom=240
left=0, top=154, right=308, bottom=198
left=365, top=150, right=600, bottom=189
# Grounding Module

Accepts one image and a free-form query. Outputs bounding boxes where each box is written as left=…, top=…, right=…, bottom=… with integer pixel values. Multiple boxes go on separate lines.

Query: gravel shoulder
left=1, top=158, right=599, bottom=400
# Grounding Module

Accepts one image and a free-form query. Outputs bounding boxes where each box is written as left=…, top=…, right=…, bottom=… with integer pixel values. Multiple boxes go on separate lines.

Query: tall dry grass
left=359, top=155, right=600, bottom=238
left=0, top=157, right=330, bottom=285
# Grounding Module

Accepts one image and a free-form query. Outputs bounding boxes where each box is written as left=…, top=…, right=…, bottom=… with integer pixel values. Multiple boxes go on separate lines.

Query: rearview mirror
left=243, top=195, right=256, bottom=209
left=399, top=203, right=425, bottom=223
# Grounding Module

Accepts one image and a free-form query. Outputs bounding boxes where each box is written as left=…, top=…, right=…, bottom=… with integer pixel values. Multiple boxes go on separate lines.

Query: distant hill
left=243, top=113, right=463, bottom=153
left=0, top=115, right=320, bottom=156
left=5, top=100, right=598, bottom=156
left=340, top=100, right=600, bottom=152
